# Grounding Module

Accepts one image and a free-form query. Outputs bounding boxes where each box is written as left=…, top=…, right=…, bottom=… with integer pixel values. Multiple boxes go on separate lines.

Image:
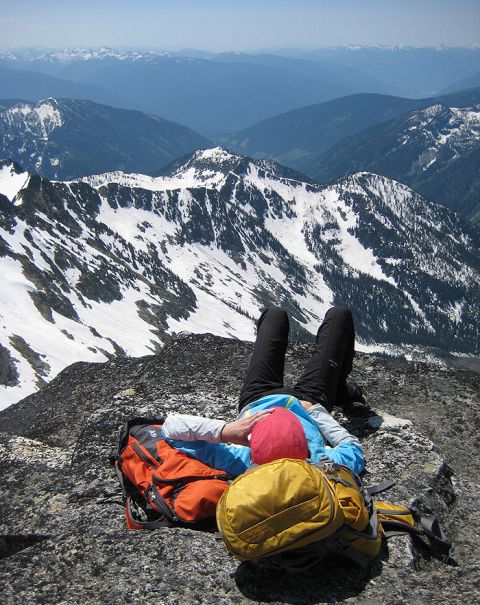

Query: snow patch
left=0, top=164, right=29, bottom=203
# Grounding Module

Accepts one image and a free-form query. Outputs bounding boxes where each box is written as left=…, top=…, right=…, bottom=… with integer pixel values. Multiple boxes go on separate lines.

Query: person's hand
left=300, top=400, right=314, bottom=410
left=220, top=409, right=274, bottom=446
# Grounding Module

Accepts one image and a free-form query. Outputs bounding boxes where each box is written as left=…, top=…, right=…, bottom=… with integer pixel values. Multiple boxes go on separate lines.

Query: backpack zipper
left=148, top=485, right=176, bottom=523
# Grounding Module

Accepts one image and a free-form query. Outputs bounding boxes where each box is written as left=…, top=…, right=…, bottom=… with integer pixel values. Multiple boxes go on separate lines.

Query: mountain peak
left=305, top=101, right=480, bottom=223
left=165, top=146, right=249, bottom=173
left=194, top=146, right=234, bottom=161
left=158, top=147, right=314, bottom=186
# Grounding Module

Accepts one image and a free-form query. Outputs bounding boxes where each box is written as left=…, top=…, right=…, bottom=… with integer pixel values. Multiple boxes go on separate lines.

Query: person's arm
left=303, top=402, right=365, bottom=474
left=161, top=413, right=272, bottom=477
left=306, top=404, right=361, bottom=447
left=162, top=409, right=273, bottom=445
left=162, top=414, right=226, bottom=442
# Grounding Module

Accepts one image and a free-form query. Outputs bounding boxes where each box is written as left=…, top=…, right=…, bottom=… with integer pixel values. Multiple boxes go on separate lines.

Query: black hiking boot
left=339, top=383, right=370, bottom=416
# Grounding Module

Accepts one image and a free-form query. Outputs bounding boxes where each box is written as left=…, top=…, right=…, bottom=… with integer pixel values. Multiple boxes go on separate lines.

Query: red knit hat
left=250, top=406, right=309, bottom=464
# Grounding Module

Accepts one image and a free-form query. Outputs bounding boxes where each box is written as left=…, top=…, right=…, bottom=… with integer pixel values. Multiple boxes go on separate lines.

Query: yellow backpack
left=216, top=458, right=452, bottom=571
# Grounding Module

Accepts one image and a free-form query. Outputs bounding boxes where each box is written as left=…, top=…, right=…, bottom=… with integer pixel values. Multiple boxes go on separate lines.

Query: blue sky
left=1, top=0, right=479, bottom=49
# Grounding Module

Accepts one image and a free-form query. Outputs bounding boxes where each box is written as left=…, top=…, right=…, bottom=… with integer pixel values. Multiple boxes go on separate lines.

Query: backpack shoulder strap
left=384, top=514, right=453, bottom=558
left=114, top=417, right=168, bottom=519
left=376, top=502, right=455, bottom=563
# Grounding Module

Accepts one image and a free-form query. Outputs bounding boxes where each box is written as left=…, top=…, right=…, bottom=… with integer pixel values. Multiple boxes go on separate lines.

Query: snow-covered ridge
left=2, top=45, right=472, bottom=63
left=0, top=47, right=202, bottom=64
left=79, top=147, right=300, bottom=191
left=1, top=151, right=479, bottom=409
left=78, top=168, right=225, bottom=192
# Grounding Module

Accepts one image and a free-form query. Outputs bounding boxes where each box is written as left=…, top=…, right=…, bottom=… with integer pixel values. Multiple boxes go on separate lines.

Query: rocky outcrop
left=0, top=333, right=478, bottom=604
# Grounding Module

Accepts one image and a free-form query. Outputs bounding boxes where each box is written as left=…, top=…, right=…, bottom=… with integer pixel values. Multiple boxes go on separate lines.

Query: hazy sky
left=1, top=0, right=479, bottom=50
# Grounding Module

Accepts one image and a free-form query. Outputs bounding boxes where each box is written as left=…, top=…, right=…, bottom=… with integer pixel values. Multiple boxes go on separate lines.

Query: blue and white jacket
left=160, top=393, right=365, bottom=476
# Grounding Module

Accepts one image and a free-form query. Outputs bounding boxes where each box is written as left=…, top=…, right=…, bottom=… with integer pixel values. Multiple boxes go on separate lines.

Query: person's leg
left=238, top=307, right=290, bottom=411
left=292, top=307, right=355, bottom=412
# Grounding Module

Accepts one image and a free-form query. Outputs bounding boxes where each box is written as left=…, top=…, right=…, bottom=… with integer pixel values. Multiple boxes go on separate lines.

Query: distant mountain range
left=56, top=56, right=391, bottom=135
left=213, top=52, right=392, bottom=93
left=278, top=46, right=480, bottom=98
left=218, top=89, right=480, bottom=169
left=301, top=103, right=480, bottom=224
left=1, top=148, right=479, bottom=406
left=0, top=98, right=210, bottom=179
left=2, top=46, right=479, bottom=135
left=0, top=50, right=389, bottom=135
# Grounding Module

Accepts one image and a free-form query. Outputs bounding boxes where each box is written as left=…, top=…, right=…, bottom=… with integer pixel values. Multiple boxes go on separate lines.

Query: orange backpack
left=114, top=417, right=230, bottom=530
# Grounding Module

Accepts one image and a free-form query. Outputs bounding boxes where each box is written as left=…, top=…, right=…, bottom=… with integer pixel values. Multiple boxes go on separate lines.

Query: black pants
left=238, top=306, right=355, bottom=413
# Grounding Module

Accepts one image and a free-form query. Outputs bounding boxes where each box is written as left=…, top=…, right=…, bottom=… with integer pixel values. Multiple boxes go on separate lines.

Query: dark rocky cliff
left=0, top=333, right=478, bottom=604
